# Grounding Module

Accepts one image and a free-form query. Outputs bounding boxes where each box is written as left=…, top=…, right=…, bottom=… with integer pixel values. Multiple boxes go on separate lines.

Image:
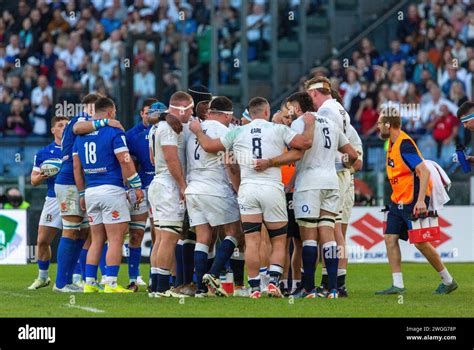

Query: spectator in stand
left=246, top=2, right=270, bottom=60
left=459, top=11, right=474, bottom=46
left=6, top=33, right=20, bottom=58
left=59, top=39, right=86, bottom=79
left=359, top=37, right=380, bottom=65
left=32, top=95, right=52, bottom=136
left=101, top=7, right=121, bottom=35
left=134, top=60, right=156, bottom=106
left=397, top=4, right=421, bottom=41
left=47, top=8, right=70, bottom=42
left=451, top=38, right=468, bottom=65
left=464, top=58, right=474, bottom=100
left=413, top=50, right=436, bottom=85
left=379, top=39, right=408, bottom=68
left=38, top=42, right=58, bottom=79
left=426, top=104, right=459, bottom=159
left=421, top=85, right=458, bottom=127
left=100, top=29, right=123, bottom=60
left=340, top=67, right=361, bottom=111
left=31, top=75, right=52, bottom=110
left=355, top=97, right=379, bottom=137
left=442, top=65, right=466, bottom=97
left=3, top=98, right=31, bottom=136
left=390, top=64, right=409, bottom=98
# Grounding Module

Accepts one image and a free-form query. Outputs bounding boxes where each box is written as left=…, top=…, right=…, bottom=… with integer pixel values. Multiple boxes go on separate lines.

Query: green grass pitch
left=0, top=263, right=472, bottom=317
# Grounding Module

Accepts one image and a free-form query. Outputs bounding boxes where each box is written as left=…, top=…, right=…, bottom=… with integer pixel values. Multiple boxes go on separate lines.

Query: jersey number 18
left=84, top=142, right=97, bottom=164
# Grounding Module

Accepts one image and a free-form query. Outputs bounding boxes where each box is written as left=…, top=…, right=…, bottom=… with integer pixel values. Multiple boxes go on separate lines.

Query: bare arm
left=288, top=113, right=314, bottom=150
left=254, top=149, right=304, bottom=172
left=73, top=119, right=124, bottom=135
left=73, top=154, right=85, bottom=193
left=413, top=161, right=430, bottom=216
left=116, top=151, right=144, bottom=203
left=224, top=152, right=241, bottom=193
left=195, top=128, right=226, bottom=153
left=338, top=143, right=358, bottom=169
left=30, top=170, right=48, bottom=186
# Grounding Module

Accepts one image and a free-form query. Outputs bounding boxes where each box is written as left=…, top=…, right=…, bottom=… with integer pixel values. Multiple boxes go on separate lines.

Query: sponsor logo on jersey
left=111, top=211, right=120, bottom=220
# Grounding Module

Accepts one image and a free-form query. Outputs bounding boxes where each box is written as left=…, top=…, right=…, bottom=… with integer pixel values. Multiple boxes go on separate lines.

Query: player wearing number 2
left=28, top=116, right=69, bottom=290
left=73, top=97, right=144, bottom=293
left=189, top=97, right=313, bottom=298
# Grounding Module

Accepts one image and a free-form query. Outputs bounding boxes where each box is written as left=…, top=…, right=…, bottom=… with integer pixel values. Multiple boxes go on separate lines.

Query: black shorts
left=385, top=198, right=429, bottom=241
left=286, top=192, right=300, bottom=239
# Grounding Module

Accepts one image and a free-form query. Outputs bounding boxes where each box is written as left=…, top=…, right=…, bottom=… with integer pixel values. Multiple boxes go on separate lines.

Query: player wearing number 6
left=73, top=97, right=144, bottom=293
left=189, top=97, right=313, bottom=298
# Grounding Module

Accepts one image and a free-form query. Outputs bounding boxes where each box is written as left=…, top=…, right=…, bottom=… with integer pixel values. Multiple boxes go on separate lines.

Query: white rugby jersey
left=149, top=121, right=188, bottom=181
left=291, top=113, right=349, bottom=191
left=185, top=120, right=234, bottom=197
left=220, top=118, right=297, bottom=189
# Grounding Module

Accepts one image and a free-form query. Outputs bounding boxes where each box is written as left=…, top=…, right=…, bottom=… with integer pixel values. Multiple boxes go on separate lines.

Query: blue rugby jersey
left=126, top=122, right=155, bottom=188
left=73, top=126, right=129, bottom=189
left=33, top=142, right=62, bottom=197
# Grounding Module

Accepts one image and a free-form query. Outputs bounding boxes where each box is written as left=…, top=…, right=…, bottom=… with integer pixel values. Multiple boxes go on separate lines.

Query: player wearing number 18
left=73, top=97, right=144, bottom=293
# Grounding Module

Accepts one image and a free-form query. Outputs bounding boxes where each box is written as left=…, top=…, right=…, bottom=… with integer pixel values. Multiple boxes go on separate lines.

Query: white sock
left=38, top=270, right=48, bottom=280
left=281, top=279, right=288, bottom=288
left=86, top=277, right=96, bottom=285
left=438, top=268, right=453, bottom=285
left=337, top=269, right=347, bottom=276
left=322, top=268, right=328, bottom=276
left=392, top=272, right=404, bottom=288
left=107, top=276, right=117, bottom=287
left=291, top=279, right=301, bottom=292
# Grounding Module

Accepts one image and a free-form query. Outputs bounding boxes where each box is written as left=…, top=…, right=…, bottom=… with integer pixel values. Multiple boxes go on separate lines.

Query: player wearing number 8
left=73, top=97, right=144, bottom=293
left=189, top=97, right=313, bottom=298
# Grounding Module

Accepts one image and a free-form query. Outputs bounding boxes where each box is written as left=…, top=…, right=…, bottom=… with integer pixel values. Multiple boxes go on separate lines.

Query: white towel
left=424, top=160, right=451, bottom=211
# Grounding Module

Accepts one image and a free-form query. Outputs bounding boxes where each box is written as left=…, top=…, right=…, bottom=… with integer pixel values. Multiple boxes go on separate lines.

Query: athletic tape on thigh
left=335, top=211, right=343, bottom=222
left=296, top=218, right=318, bottom=228
left=130, top=221, right=146, bottom=231
left=80, top=218, right=90, bottom=229
left=62, top=219, right=81, bottom=231
left=242, top=222, right=262, bottom=234
left=267, top=224, right=288, bottom=238
left=317, top=215, right=336, bottom=228
left=158, top=220, right=183, bottom=235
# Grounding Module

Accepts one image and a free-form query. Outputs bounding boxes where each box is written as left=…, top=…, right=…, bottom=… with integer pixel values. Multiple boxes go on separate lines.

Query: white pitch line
left=63, top=304, right=105, bottom=313
left=0, top=291, right=32, bottom=298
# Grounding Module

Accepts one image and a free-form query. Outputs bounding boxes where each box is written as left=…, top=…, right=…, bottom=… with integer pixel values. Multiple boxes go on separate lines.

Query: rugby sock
left=207, top=247, right=215, bottom=272
left=73, top=261, right=81, bottom=275
left=85, top=264, right=98, bottom=285
left=79, top=249, right=88, bottom=281
left=302, top=240, right=318, bottom=291
left=321, top=268, right=328, bottom=289
left=171, top=275, right=176, bottom=286
left=259, top=266, right=268, bottom=278
left=150, top=267, right=159, bottom=292
left=300, top=268, right=305, bottom=288
left=156, top=268, right=171, bottom=293
left=337, top=268, right=347, bottom=288
left=67, top=239, right=85, bottom=284
left=248, top=275, right=261, bottom=292
left=291, top=279, right=301, bottom=293
left=210, top=236, right=237, bottom=277
left=268, top=264, right=284, bottom=285
left=99, top=243, right=108, bottom=277
left=230, top=252, right=245, bottom=287
left=37, top=260, right=50, bottom=280
left=182, top=238, right=196, bottom=285
left=281, top=279, right=288, bottom=289
left=392, top=272, right=404, bottom=288
left=322, top=241, right=339, bottom=291
left=175, top=240, right=184, bottom=287
left=106, top=265, right=120, bottom=287
left=438, top=268, right=453, bottom=285
left=128, top=247, right=141, bottom=282
left=194, top=243, right=209, bottom=290
left=55, top=237, right=76, bottom=289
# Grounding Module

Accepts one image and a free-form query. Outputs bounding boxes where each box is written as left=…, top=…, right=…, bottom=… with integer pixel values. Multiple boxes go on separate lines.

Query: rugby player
left=189, top=97, right=313, bottom=298
left=73, top=97, right=143, bottom=293
left=28, top=116, right=69, bottom=289
left=184, top=96, right=242, bottom=297
left=148, top=92, right=193, bottom=297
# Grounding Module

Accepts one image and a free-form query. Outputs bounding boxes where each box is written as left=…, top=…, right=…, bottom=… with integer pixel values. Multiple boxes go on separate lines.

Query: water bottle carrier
left=408, top=211, right=441, bottom=244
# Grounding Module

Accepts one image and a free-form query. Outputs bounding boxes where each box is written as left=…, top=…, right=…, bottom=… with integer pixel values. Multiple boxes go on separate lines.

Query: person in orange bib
left=375, top=109, right=458, bottom=295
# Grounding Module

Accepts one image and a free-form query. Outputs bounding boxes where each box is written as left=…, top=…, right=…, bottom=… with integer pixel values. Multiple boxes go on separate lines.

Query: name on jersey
left=316, top=118, right=328, bottom=124
left=251, top=128, right=261, bottom=134
left=87, top=131, right=99, bottom=136
left=84, top=167, right=107, bottom=174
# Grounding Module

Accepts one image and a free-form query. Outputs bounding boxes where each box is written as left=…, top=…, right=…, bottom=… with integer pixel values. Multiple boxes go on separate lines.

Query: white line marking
left=63, top=304, right=105, bottom=313
left=0, top=291, right=32, bottom=298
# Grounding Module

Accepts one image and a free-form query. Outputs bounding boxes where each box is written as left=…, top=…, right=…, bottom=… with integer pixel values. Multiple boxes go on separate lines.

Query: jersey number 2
left=194, top=138, right=200, bottom=160
left=84, top=142, right=97, bottom=164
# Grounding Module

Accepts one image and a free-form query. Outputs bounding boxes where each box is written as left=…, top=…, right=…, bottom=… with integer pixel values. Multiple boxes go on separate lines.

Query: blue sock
left=182, top=239, right=195, bottom=285
left=248, top=276, right=261, bottom=291
left=106, top=265, right=120, bottom=279
left=128, top=247, right=141, bottom=281
left=302, top=240, right=318, bottom=292
left=230, top=255, right=244, bottom=286
left=67, top=239, right=85, bottom=284
left=207, top=257, right=215, bottom=272
left=73, top=261, right=81, bottom=275
left=37, top=259, right=50, bottom=280
left=194, top=243, right=209, bottom=290
left=156, top=268, right=170, bottom=293
left=323, top=242, right=339, bottom=291
left=79, top=249, right=88, bottom=281
left=150, top=267, right=159, bottom=292
left=210, top=236, right=237, bottom=277
left=99, top=243, right=108, bottom=276
left=175, top=241, right=184, bottom=287
left=85, top=264, right=98, bottom=282
left=55, top=237, right=76, bottom=289
left=268, top=264, right=284, bottom=285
